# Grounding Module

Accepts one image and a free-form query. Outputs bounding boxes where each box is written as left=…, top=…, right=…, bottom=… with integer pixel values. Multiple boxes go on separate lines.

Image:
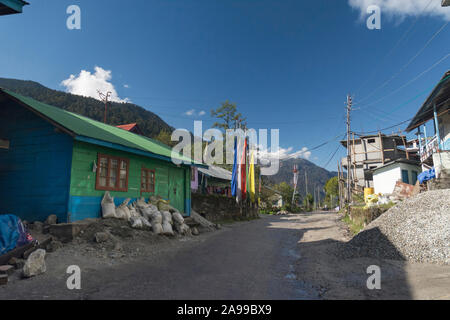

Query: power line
left=353, top=94, right=450, bottom=136
left=354, top=0, right=433, bottom=96
left=356, top=18, right=449, bottom=105
left=357, top=53, right=450, bottom=110
left=352, top=118, right=412, bottom=135
left=322, top=142, right=343, bottom=169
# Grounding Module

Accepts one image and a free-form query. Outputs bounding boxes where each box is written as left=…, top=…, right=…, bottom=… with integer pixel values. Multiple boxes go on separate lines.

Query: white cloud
left=123, top=84, right=130, bottom=88
left=258, top=146, right=311, bottom=161
left=349, top=0, right=450, bottom=21
left=61, top=66, right=130, bottom=103
left=185, top=109, right=206, bottom=117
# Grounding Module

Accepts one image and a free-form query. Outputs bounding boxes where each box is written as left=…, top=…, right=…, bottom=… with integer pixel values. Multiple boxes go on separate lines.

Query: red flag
left=241, top=138, right=247, bottom=200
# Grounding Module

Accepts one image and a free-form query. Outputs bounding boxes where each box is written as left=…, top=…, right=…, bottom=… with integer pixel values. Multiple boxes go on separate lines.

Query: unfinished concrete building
left=340, top=134, right=414, bottom=189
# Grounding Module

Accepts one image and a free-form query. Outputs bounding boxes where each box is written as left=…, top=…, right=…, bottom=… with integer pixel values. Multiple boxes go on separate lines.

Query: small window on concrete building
left=367, top=138, right=376, bottom=143
left=0, top=138, right=9, bottom=149
left=412, top=171, right=418, bottom=185
left=401, top=169, right=409, bottom=184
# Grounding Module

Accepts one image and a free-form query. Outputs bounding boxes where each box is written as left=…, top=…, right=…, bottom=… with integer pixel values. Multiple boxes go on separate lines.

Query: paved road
left=0, top=214, right=319, bottom=300
left=81, top=214, right=318, bottom=300
left=2, top=212, right=449, bottom=299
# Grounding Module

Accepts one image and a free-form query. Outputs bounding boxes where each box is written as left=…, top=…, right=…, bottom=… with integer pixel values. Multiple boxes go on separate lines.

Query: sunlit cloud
left=61, top=66, right=130, bottom=103
left=348, top=0, right=450, bottom=21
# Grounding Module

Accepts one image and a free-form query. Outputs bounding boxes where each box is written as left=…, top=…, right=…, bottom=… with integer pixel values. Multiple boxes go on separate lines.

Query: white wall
left=373, top=162, right=421, bottom=194
left=438, top=112, right=450, bottom=150
left=373, top=165, right=401, bottom=194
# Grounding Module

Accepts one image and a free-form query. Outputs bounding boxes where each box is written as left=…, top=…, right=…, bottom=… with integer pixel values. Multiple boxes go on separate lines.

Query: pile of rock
left=338, top=189, right=450, bottom=265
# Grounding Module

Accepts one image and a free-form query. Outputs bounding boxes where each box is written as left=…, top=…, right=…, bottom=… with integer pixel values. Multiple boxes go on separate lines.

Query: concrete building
left=372, top=159, right=421, bottom=195
left=340, top=134, right=411, bottom=188
left=405, top=70, right=450, bottom=181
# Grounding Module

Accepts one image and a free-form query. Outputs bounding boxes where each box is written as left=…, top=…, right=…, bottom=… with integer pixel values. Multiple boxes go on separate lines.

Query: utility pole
left=305, top=171, right=308, bottom=210
left=317, top=186, right=320, bottom=210
left=346, top=94, right=353, bottom=215
left=292, top=164, right=298, bottom=205
left=98, top=90, right=112, bottom=124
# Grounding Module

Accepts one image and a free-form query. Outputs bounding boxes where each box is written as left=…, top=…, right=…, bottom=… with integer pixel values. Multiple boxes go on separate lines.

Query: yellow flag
left=249, top=150, right=256, bottom=202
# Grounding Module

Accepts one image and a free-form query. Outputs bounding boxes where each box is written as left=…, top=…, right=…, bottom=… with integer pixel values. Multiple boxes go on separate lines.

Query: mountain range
left=264, top=158, right=337, bottom=198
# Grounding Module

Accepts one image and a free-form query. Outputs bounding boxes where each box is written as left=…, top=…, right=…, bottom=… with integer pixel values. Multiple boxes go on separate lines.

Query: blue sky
left=1, top=0, right=449, bottom=171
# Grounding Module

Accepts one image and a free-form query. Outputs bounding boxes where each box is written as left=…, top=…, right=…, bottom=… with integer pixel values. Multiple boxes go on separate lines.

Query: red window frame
left=141, top=167, right=155, bottom=193
left=95, top=153, right=129, bottom=192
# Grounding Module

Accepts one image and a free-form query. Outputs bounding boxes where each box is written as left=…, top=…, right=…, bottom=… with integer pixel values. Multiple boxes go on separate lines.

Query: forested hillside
left=0, top=78, right=173, bottom=138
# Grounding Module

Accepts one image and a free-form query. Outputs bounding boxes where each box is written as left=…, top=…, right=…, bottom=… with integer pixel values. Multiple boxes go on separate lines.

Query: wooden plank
left=0, top=242, right=35, bottom=265
left=378, top=132, right=385, bottom=165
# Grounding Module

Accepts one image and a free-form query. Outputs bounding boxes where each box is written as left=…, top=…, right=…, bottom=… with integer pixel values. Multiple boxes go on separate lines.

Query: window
left=95, top=154, right=129, bottom=191
left=412, top=171, right=418, bottom=185
left=141, top=167, right=155, bottom=193
left=367, top=138, right=376, bottom=143
left=401, top=169, right=409, bottom=184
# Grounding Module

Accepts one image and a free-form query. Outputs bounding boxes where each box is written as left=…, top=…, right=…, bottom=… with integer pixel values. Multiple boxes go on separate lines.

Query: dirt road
left=1, top=213, right=449, bottom=299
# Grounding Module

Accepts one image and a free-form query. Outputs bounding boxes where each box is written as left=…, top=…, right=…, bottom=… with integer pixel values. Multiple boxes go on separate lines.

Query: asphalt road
left=2, top=212, right=448, bottom=299
left=80, top=214, right=319, bottom=300
left=0, top=214, right=319, bottom=300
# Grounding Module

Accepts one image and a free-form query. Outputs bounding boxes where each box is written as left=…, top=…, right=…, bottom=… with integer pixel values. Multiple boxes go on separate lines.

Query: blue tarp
left=0, top=214, right=29, bottom=255
left=418, top=168, right=436, bottom=184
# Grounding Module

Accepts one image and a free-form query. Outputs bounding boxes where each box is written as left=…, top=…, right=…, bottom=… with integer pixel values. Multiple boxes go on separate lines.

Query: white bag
left=152, top=223, right=163, bottom=234
left=101, top=192, right=117, bottom=219
left=172, top=212, right=184, bottom=225
left=162, top=221, right=174, bottom=236
left=116, top=198, right=131, bottom=220
left=130, top=216, right=143, bottom=229
left=150, top=211, right=162, bottom=224
left=162, top=211, right=173, bottom=225
left=128, top=203, right=139, bottom=218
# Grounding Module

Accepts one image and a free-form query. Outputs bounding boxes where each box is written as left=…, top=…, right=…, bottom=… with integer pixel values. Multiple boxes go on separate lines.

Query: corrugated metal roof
left=198, top=165, right=232, bottom=181
left=0, top=0, right=28, bottom=15
left=405, top=71, right=450, bottom=132
left=116, top=123, right=138, bottom=131
left=1, top=88, right=199, bottom=165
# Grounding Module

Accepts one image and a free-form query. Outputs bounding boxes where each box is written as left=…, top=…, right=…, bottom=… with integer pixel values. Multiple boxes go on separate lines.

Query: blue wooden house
left=0, top=88, right=200, bottom=223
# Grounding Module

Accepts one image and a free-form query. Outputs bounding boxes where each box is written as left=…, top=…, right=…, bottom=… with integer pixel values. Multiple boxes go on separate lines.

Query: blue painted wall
left=0, top=99, right=73, bottom=222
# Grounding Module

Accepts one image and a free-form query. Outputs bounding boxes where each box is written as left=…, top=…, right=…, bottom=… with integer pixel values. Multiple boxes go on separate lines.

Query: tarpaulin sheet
left=0, top=214, right=28, bottom=255
left=418, top=168, right=435, bottom=184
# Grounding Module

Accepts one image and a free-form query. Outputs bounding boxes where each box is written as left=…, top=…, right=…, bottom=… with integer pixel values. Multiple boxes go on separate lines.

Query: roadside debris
left=23, top=249, right=46, bottom=278
left=0, top=265, right=14, bottom=276
left=0, top=274, right=7, bottom=286
left=45, top=214, right=58, bottom=225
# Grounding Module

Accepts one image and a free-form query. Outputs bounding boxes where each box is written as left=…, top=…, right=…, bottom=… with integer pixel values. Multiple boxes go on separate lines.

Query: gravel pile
left=338, top=189, right=450, bottom=265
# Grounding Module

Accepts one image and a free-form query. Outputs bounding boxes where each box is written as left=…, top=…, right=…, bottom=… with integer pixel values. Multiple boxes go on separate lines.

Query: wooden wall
left=68, top=140, right=191, bottom=221
left=0, top=98, right=73, bottom=222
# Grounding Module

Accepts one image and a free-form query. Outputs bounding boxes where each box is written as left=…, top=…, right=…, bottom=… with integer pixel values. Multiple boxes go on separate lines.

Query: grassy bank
left=342, top=202, right=396, bottom=235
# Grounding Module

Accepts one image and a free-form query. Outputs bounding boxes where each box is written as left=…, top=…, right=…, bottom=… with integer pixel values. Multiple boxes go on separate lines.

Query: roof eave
left=406, top=71, right=450, bottom=132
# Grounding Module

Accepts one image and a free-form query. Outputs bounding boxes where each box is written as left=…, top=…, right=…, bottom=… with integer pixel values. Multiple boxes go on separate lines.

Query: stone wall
left=191, top=193, right=259, bottom=222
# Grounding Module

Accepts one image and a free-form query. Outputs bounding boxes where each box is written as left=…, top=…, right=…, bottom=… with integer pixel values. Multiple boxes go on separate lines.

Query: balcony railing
left=419, top=135, right=438, bottom=163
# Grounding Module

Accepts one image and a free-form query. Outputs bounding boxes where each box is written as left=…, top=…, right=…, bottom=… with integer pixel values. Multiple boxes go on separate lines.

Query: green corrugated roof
left=2, top=88, right=198, bottom=165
